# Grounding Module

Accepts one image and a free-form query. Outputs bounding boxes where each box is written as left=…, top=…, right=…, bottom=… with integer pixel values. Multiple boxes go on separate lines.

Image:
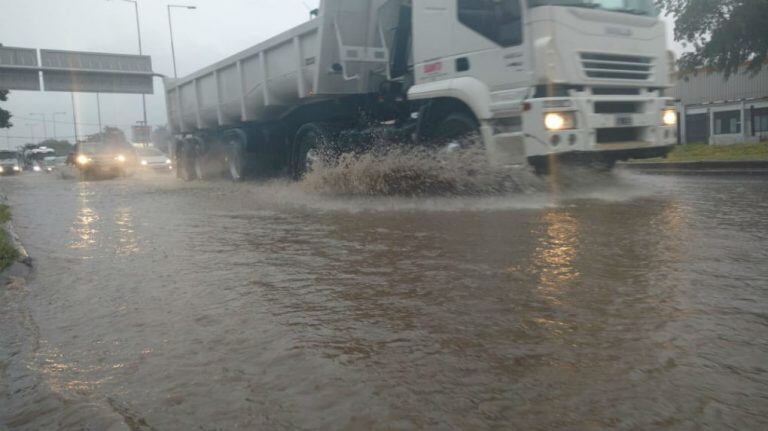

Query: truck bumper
left=482, top=90, right=677, bottom=166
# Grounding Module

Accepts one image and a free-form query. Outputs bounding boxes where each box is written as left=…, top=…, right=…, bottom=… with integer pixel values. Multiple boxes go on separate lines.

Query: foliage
left=0, top=205, right=18, bottom=271
left=0, top=205, right=12, bottom=224
left=151, top=126, right=172, bottom=153
left=0, top=89, right=11, bottom=129
left=39, top=139, right=75, bottom=156
left=637, top=141, right=768, bottom=162
left=86, top=126, right=128, bottom=146
left=657, top=0, right=768, bottom=77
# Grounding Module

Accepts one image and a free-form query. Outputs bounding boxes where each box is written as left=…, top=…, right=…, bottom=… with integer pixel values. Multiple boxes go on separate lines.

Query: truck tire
left=293, top=123, right=334, bottom=179
left=194, top=153, right=213, bottom=180
left=226, top=139, right=246, bottom=182
left=179, top=143, right=197, bottom=181
left=432, top=112, right=481, bottom=149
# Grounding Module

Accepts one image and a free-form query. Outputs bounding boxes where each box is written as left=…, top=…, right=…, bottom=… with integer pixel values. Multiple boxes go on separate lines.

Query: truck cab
left=407, top=0, right=676, bottom=169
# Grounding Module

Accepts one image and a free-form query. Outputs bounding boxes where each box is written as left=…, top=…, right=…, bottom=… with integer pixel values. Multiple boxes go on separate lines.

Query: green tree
left=151, top=125, right=172, bottom=153
left=0, top=89, right=12, bottom=129
left=658, top=0, right=768, bottom=77
left=86, top=126, right=128, bottom=146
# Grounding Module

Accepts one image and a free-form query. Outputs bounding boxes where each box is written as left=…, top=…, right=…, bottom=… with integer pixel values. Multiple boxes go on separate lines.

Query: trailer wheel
left=179, top=143, right=197, bottom=181
left=194, top=154, right=212, bottom=180
left=432, top=112, right=481, bottom=150
left=226, top=139, right=246, bottom=182
left=293, top=123, right=334, bottom=179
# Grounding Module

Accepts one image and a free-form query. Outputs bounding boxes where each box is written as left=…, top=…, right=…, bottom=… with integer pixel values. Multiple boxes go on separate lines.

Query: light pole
left=28, top=113, right=48, bottom=140
left=167, top=4, right=197, bottom=78
left=113, top=0, right=149, bottom=137
left=51, top=112, right=67, bottom=140
left=96, top=93, right=104, bottom=144
left=70, top=93, right=80, bottom=144
left=26, top=123, right=38, bottom=144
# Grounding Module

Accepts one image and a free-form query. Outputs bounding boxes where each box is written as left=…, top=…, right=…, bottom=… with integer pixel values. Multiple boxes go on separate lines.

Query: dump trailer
left=165, top=0, right=677, bottom=180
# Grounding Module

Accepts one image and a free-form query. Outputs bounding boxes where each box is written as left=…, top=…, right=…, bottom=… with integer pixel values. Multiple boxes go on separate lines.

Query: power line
left=12, top=115, right=155, bottom=128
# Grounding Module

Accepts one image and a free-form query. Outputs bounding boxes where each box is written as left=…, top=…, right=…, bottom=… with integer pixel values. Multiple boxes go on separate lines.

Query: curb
left=619, top=160, right=768, bottom=175
left=4, top=220, right=32, bottom=268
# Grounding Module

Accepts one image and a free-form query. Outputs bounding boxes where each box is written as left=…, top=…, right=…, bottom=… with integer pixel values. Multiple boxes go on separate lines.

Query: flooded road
left=1, top=171, right=767, bottom=430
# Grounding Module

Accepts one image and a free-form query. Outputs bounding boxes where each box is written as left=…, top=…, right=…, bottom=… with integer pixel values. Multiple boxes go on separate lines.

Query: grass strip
left=634, top=141, right=768, bottom=163
left=0, top=204, right=19, bottom=271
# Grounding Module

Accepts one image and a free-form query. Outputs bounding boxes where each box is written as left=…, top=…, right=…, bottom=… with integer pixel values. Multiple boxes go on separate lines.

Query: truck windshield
left=528, top=0, right=659, bottom=17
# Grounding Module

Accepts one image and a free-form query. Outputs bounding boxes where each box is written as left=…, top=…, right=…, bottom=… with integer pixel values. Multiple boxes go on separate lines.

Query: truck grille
left=581, top=53, right=653, bottom=81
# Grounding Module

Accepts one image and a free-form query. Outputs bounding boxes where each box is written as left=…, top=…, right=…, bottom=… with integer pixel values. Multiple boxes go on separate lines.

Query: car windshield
left=138, top=148, right=165, bottom=157
left=528, top=0, right=659, bottom=16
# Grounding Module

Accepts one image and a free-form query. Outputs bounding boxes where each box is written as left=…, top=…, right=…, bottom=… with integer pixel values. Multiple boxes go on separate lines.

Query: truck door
left=453, top=0, right=531, bottom=91
left=413, top=0, right=532, bottom=91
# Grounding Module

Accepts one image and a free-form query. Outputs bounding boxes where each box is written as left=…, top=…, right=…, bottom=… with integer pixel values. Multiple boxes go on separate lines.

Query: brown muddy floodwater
left=1, top=169, right=767, bottom=430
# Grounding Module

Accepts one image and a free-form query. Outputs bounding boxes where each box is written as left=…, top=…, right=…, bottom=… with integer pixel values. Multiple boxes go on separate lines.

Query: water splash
left=300, top=145, right=544, bottom=197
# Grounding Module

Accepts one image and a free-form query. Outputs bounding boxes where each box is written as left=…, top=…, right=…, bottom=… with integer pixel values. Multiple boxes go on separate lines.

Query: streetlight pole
left=71, top=93, right=80, bottom=144
left=51, top=112, right=66, bottom=140
left=26, top=123, right=38, bottom=144
left=28, top=113, right=48, bottom=140
left=122, top=0, right=149, bottom=136
left=96, top=93, right=104, bottom=144
left=167, top=4, right=197, bottom=78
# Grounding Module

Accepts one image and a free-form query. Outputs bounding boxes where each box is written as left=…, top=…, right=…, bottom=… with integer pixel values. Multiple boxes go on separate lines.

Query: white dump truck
left=165, top=0, right=677, bottom=180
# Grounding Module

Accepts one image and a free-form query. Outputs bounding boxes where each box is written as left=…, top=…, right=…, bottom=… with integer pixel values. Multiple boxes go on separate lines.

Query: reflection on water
left=115, top=207, right=139, bottom=255
left=532, top=210, right=581, bottom=303
left=70, top=183, right=99, bottom=250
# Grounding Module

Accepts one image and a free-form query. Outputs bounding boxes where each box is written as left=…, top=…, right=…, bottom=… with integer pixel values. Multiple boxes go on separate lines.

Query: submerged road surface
left=1, top=171, right=767, bottom=430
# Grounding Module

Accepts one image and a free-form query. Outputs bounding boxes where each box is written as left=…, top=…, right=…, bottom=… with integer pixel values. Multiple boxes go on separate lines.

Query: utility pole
left=26, top=123, right=38, bottom=143
left=71, top=93, right=80, bottom=143
left=96, top=93, right=104, bottom=144
left=28, top=113, right=48, bottom=140
left=52, top=112, right=67, bottom=140
left=168, top=4, right=197, bottom=78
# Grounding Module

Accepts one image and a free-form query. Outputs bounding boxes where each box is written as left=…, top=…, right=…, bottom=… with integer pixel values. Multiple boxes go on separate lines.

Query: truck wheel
left=179, top=144, right=197, bottom=181
left=226, top=139, right=246, bottom=182
left=432, top=112, right=481, bottom=149
left=293, top=123, right=334, bottom=179
left=194, top=154, right=211, bottom=180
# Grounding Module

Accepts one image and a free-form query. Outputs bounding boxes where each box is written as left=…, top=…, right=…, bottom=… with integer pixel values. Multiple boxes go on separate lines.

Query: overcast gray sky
left=1, top=0, right=676, bottom=150
left=1, top=0, right=320, bottom=149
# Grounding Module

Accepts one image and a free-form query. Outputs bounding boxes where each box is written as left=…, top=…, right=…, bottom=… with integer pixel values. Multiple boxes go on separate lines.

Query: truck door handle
left=456, top=57, right=470, bottom=72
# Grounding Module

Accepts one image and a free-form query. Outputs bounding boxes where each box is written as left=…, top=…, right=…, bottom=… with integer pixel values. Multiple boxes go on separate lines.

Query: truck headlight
left=662, top=109, right=677, bottom=126
left=77, top=155, right=90, bottom=165
left=544, top=112, right=575, bottom=131
left=166, top=158, right=172, bottom=165
left=115, top=154, right=127, bottom=163
left=0, top=167, right=4, bottom=173
left=13, top=166, right=20, bottom=171
left=141, top=159, right=148, bottom=166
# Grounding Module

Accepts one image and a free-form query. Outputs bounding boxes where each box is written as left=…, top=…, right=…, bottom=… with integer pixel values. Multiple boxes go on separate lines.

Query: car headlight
left=141, top=159, right=148, bottom=166
left=76, top=155, right=90, bottom=165
left=662, top=109, right=677, bottom=126
left=13, top=166, right=20, bottom=171
left=115, top=154, right=127, bottom=163
left=544, top=112, right=576, bottom=131
left=33, top=165, right=42, bottom=172
left=0, top=167, right=4, bottom=173
left=166, top=158, right=172, bottom=165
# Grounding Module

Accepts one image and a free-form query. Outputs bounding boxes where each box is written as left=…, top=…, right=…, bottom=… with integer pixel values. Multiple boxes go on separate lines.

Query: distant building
left=670, top=66, right=768, bottom=145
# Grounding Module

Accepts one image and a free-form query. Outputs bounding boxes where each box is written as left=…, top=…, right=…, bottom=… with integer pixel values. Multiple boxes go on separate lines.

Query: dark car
left=0, top=151, right=22, bottom=176
left=73, top=142, right=137, bottom=179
